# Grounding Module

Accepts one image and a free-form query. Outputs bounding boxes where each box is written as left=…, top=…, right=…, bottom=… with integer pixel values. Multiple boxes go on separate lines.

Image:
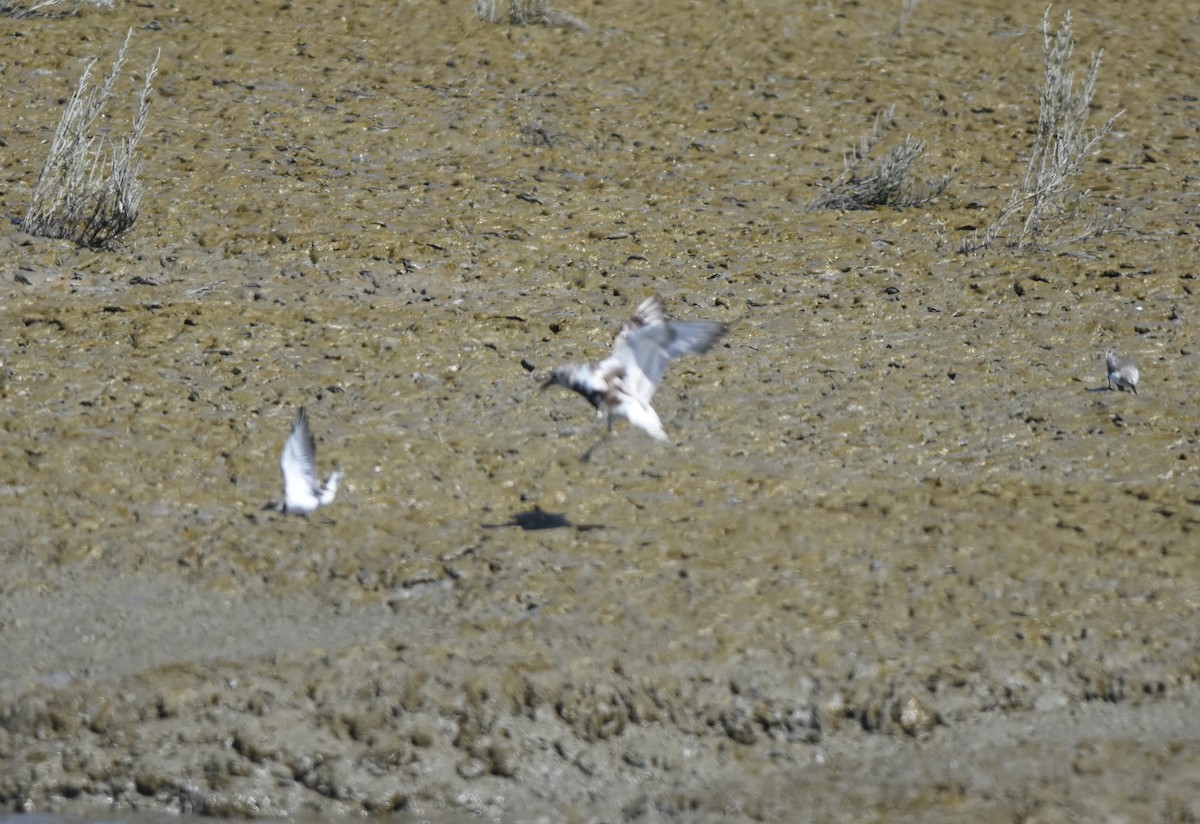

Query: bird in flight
left=264, top=407, right=343, bottom=515
left=544, top=295, right=726, bottom=446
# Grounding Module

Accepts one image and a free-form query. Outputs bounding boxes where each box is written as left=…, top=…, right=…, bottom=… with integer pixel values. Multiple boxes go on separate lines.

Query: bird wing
left=281, top=407, right=319, bottom=496
left=613, top=295, right=667, bottom=351
left=614, top=320, right=726, bottom=402
left=660, top=320, right=726, bottom=360
left=318, top=469, right=344, bottom=506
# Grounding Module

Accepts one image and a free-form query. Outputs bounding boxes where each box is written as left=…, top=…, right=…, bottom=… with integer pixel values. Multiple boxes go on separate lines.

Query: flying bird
left=264, top=407, right=343, bottom=515
left=544, top=295, right=726, bottom=443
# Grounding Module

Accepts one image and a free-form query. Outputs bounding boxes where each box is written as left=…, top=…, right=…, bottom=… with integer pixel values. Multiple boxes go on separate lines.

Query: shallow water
left=2, top=0, right=1200, bottom=820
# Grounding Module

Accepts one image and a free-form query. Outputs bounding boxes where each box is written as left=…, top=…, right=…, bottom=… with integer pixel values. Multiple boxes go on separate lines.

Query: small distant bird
left=264, top=407, right=343, bottom=515
left=544, top=295, right=726, bottom=443
left=1105, top=349, right=1139, bottom=394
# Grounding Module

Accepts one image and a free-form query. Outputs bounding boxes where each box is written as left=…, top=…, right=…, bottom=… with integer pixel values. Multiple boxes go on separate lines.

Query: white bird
left=264, top=407, right=343, bottom=515
left=1105, top=349, right=1139, bottom=394
left=544, top=295, right=726, bottom=443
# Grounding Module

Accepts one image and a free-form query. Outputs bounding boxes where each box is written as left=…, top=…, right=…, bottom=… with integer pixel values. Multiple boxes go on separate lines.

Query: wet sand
left=2, top=0, right=1200, bottom=819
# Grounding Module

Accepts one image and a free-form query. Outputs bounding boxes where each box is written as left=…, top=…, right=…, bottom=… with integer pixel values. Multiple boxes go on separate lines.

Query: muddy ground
left=1, top=0, right=1199, bottom=820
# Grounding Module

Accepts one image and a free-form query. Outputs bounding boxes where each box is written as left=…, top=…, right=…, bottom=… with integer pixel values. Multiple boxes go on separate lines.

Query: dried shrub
left=812, top=106, right=953, bottom=211
left=475, top=0, right=587, bottom=31
left=961, top=7, right=1122, bottom=252
left=0, top=0, right=112, bottom=18
left=890, top=0, right=918, bottom=39
left=20, top=30, right=159, bottom=249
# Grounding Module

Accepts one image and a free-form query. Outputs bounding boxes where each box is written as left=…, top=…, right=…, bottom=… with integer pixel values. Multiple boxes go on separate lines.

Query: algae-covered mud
left=2, top=0, right=1200, bottom=820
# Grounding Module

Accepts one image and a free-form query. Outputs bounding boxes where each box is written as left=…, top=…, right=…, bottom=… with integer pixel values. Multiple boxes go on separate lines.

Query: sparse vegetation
left=961, top=7, right=1122, bottom=252
left=0, top=0, right=112, bottom=17
left=475, top=0, right=586, bottom=30
left=812, top=106, right=953, bottom=211
left=890, top=0, right=918, bottom=39
left=20, top=30, right=159, bottom=249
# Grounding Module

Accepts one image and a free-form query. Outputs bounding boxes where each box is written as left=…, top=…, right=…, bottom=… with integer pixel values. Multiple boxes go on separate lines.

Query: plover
left=1105, top=349, right=1139, bottom=394
left=544, top=295, right=726, bottom=443
left=264, top=407, right=343, bottom=515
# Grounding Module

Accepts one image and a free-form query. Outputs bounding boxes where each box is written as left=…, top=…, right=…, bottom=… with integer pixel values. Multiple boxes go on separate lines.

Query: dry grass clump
left=0, top=0, right=112, bottom=17
left=890, top=0, right=918, bottom=39
left=961, top=7, right=1122, bottom=252
left=20, top=30, right=159, bottom=249
left=812, top=106, right=953, bottom=211
left=475, top=0, right=587, bottom=31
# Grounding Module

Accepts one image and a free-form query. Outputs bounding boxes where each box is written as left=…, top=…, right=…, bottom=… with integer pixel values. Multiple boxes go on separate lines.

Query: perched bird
left=1105, top=349, right=1139, bottom=394
left=544, top=295, right=726, bottom=442
left=264, top=407, right=343, bottom=515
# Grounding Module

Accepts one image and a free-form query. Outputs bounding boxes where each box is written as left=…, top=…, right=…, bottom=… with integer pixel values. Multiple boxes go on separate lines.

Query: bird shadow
left=482, top=506, right=607, bottom=532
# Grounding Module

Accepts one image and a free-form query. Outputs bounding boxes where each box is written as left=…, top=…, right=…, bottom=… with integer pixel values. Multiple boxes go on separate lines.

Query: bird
left=543, top=295, right=726, bottom=444
left=1105, top=349, right=1139, bottom=394
left=264, top=407, right=343, bottom=515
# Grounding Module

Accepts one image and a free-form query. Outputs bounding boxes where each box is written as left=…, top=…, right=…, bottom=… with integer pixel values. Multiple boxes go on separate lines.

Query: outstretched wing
left=615, top=319, right=726, bottom=402
left=613, top=295, right=667, bottom=351
left=281, top=406, right=319, bottom=496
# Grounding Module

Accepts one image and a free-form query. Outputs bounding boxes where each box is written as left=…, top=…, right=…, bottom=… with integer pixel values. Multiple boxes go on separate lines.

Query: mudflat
left=1, top=0, right=1199, bottom=820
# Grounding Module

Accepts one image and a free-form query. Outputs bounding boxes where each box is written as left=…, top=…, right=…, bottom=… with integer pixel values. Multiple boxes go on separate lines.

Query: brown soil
left=1, top=0, right=1199, bottom=820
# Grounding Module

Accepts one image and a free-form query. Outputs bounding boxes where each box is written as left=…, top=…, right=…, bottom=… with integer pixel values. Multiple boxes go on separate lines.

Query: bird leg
left=580, top=416, right=613, bottom=463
